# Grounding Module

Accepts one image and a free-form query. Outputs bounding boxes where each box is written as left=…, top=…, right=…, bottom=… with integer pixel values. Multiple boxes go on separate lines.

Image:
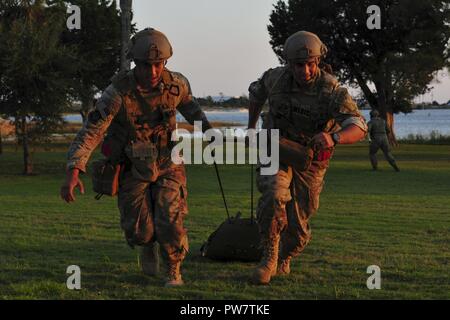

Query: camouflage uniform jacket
left=66, top=68, right=210, bottom=173
left=249, top=66, right=367, bottom=143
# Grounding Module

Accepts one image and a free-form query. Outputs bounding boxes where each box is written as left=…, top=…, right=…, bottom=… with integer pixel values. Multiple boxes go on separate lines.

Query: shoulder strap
left=318, top=70, right=338, bottom=106
left=111, top=71, right=135, bottom=95
left=268, top=68, right=289, bottom=96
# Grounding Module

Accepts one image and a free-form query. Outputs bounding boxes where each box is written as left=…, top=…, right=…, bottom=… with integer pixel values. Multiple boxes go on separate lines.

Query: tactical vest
left=369, top=118, right=388, bottom=137
left=267, top=69, right=339, bottom=144
left=104, top=69, right=182, bottom=182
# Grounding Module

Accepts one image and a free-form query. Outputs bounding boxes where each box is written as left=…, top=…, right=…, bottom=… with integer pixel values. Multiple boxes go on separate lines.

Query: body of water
left=65, top=108, right=450, bottom=139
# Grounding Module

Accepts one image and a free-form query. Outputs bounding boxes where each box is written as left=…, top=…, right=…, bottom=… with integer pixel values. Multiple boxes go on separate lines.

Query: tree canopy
left=0, top=0, right=123, bottom=173
left=0, top=0, right=73, bottom=173
left=268, top=0, right=450, bottom=143
left=59, top=0, right=122, bottom=122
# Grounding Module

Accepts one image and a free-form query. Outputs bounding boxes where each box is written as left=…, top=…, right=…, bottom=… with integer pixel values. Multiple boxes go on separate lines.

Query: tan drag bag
left=91, top=159, right=121, bottom=198
left=200, top=212, right=262, bottom=262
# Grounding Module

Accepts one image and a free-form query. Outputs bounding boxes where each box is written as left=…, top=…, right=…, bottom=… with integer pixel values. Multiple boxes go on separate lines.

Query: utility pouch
left=130, top=141, right=158, bottom=162
left=91, top=159, right=121, bottom=198
left=124, top=141, right=160, bottom=183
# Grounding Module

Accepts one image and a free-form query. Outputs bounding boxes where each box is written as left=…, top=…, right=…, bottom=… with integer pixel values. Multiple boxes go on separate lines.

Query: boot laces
left=281, top=256, right=291, bottom=266
left=266, top=237, right=279, bottom=256
left=167, top=262, right=179, bottom=280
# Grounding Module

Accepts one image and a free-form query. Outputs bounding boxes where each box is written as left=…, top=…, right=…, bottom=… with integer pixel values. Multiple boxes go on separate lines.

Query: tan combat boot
left=252, top=235, right=280, bottom=285
left=164, top=261, right=184, bottom=287
left=140, top=242, right=160, bottom=276
left=277, top=256, right=292, bottom=276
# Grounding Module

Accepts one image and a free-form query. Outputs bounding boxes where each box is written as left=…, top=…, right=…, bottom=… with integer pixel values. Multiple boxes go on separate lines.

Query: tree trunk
left=374, top=77, right=398, bottom=147
left=120, top=0, right=132, bottom=72
left=14, top=121, right=19, bottom=152
left=353, top=70, right=378, bottom=109
left=383, top=69, right=398, bottom=147
left=21, top=116, right=33, bottom=175
left=79, top=95, right=94, bottom=124
left=385, top=112, right=398, bottom=147
left=0, top=127, right=3, bottom=155
left=79, top=110, right=89, bottom=124
left=378, top=101, right=398, bottom=147
left=0, top=120, right=4, bottom=155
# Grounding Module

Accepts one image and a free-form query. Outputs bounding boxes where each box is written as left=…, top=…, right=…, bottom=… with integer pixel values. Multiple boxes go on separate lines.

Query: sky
left=129, top=0, right=449, bottom=103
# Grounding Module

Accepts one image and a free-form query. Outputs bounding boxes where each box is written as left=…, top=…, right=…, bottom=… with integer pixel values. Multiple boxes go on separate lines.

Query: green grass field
left=0, top=142, right=449, bottom=299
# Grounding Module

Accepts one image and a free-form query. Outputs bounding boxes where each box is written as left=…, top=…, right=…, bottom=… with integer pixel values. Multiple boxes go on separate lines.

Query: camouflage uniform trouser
left=256, top=160, right=329, bottom=260
left=118, top=162, right=189, bottom=264
left=369, top=136, right=397, bottom=169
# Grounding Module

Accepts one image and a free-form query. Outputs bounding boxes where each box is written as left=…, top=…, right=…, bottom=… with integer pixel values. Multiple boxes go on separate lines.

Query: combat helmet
left=370, top=109, right=380, bottom=118
left=283, top=31, right=328, bottom=63
left=126, top=28, right=173, bottom=63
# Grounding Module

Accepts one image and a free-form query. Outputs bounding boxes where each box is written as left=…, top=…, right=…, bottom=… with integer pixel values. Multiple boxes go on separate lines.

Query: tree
left=120, top=0, right=132, bottom=72
left=61, top=0, right=122, bottom=123
left=196, top=96, right=215, bottom=107
left=0, top=0, right=73, bottom=174
left=268, top=0, right=450, bottom=145
left=0, top=1, right=16, bottom=156
left=206, top=95, right=214, bottom=107
left=0, top=121, right=4, bottom=155
left=221, top=96, right=250, bottom=108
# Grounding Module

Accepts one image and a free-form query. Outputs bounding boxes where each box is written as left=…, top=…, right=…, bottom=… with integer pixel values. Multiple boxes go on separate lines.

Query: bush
left=399, top=130, right=450, bottom=145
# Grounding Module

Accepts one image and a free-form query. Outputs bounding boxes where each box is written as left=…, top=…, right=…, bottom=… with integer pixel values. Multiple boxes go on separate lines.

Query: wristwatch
left=332, top=133, right=340, bottom=145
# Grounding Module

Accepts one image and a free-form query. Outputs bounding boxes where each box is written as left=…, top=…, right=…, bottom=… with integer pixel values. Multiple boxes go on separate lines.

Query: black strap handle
left=213, top=162, right=230, bottom=220
left=250, top=164, right=254, bottom=223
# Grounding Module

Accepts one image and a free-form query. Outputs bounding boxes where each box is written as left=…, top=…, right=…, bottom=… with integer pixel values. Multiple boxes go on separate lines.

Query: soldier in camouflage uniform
left=60, top=28, right=212, bottom=287
left=367, top=109, right=400, bottom=171
left=247, top=31, right=368, bottom=285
